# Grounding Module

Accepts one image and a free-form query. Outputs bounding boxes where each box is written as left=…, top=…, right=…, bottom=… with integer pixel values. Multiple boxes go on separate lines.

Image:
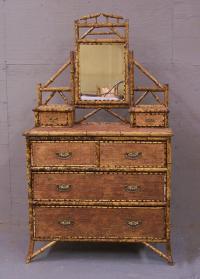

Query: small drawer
left=100, top=142, right=166, bottom=168
left=34, top=206, right=166, bottom=240
left=31, top=142, right=98, bottom=167
left=135, top=113, right=166, bottom=127
left=32, top=172, right=165, bottom=202
left=38, top=111, right=69, bottom=126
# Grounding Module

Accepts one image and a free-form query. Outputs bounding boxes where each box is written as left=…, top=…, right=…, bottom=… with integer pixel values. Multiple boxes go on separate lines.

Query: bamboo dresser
left=24, top=13, right=173, bottom=264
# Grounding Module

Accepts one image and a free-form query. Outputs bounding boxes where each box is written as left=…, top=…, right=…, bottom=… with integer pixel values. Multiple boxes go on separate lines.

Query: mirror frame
left=74, top=14, right=131, bottom=108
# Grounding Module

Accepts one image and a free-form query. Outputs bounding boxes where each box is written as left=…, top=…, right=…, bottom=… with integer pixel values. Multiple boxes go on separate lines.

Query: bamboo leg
left=143, top=242, right=173, bottom=265
left=26, top=240, right=57, bottom=264
left=166, top=241, right=174, bottom=265
left=26, top=239, right=35, bottom=264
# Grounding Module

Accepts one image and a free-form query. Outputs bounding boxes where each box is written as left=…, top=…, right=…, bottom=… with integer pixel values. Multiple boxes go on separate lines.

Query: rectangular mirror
left=77, top=43, right=127, bottom=103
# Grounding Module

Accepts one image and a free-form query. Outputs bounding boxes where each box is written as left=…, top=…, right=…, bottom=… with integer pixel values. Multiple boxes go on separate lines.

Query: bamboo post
left=37, top=83, right=42, bottom=106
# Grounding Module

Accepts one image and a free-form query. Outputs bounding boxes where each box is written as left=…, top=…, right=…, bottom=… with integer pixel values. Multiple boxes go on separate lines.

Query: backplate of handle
left=56, top=151, right=72, bottom=159
left=124, top=185, right=141, bottom=192
left=127, top=220, right=142, bottom=228
left=58, top=219, right=73, bottom=226
left=57, top=184, right=72, bottom=192
left=145, top=118, right=155, bottom=123
left=125, top=151, right=142, bottom=160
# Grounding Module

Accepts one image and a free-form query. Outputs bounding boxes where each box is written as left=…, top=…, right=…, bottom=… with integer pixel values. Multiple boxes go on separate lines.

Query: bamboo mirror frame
left=74, top=13, right=130, bottom=108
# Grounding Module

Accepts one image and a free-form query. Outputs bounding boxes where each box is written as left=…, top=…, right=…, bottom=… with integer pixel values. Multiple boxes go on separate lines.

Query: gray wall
left=0, top=0, right=200, bottom=264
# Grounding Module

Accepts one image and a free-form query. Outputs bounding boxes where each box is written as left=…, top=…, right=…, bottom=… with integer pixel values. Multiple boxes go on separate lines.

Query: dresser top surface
left=24, top=122, right=173, bottom=137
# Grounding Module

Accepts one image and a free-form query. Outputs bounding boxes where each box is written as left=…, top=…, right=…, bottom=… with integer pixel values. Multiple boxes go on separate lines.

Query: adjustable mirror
left=74, top=13, right=130, bottom=107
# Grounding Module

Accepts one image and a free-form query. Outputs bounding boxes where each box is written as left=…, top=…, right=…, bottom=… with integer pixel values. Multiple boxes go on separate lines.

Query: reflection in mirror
left=79, top=44, right=125, bottom=101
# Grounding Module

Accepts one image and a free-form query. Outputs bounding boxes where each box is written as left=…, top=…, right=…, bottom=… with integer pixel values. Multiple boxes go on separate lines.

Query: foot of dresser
left=26, top=240, right=57, bottom=264
left=143, top=241, right=173, bottom=265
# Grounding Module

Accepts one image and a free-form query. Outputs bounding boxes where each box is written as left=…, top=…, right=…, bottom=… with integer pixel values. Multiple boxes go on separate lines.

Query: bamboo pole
left=134, top=59, right=164, bottom=89
left=43, top=61, right=71, bottom=88
left=41, top=87, right=71, bottom=92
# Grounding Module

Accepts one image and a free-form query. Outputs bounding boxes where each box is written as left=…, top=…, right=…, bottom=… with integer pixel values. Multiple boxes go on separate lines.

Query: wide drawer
left=31, top=141, right=97, bottom=167
left=100, top=142, right=166, bottom=168
left=34, top=206, right=165, bottom=240
left=32, top=172, right=165, bottom=202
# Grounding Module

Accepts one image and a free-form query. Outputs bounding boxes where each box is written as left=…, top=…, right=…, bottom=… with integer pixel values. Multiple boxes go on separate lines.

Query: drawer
left=31, top=142, right=97, bottom=167
left=135, top=113, right=165, bottom=127
left=34, top=206, right=166, bottom=240
left=32, top=172, right=165, bottom=202
left=100, top=142, right=166, bottom=168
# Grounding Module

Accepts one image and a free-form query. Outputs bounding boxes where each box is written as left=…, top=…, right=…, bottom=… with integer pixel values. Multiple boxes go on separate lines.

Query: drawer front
left=39, top=112, right=68, bottom=126
left=32, top=172, right=165, bottom=202
left=135, top=113, right=165, bottom=127
left=34, top=206, right=165, bottom=240
left=31, top=142, right=97, bottom=167
left=100, top=142, right=166, bottom=168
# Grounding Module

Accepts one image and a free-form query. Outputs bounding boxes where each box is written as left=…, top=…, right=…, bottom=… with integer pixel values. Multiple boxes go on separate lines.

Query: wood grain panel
left=100, top=142, right=166, bottom=168
left=31, top=142, right=97, bottom=167
left=32, top=172, right=165, bottom=201
left=34, top=206, right=165, bottom=239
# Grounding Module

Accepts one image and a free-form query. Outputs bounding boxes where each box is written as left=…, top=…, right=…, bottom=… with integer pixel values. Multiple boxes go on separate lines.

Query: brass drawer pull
left=58, top=219, right=73, bottom=226
left=57, top=184, right=72, bottom=192
left=145, top=118, right=155, bottom=123
left=127, top=220, right=142, bottom=228
left=56, top=152, right=72, bottom=159
left=124, top=185, right=141, bottom=192
left=125, top=152, right=142, bottom=160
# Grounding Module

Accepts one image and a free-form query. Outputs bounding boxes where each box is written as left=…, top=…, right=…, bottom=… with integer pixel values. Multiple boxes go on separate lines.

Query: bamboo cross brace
left=134, top=59, right=164, bottom=89
left=109, top=27, right=124, bottom=39
left=44, top=91, right=56, bottom=105
left=43, top=61, right=71, bottom=88
left=80, top=27, right=95, bottom=39
left=75, top=108, right=102, bottom=124
left=105, top=109, right=129, bottom=123
left=143, top=242, right=173, bottom=264
left=58, top=91, right=68, bottom=104
left=26, top=241, right=57, bottom=263
left=135, top=91, right=149, bottom=105
left=150, top=91, right=163, bottom=105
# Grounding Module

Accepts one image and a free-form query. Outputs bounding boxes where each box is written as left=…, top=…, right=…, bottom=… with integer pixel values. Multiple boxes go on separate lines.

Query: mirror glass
left=79, top=44, right=125, bottom=101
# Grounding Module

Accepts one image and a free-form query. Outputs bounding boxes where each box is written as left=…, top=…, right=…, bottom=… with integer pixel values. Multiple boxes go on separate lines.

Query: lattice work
left=132, top=59, right=169, bottom=107
left=36, top=51, right=75, bottom=107
left=75, top=108, right=129, bottom=124
left=75, top=13, right=128, bottom=43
